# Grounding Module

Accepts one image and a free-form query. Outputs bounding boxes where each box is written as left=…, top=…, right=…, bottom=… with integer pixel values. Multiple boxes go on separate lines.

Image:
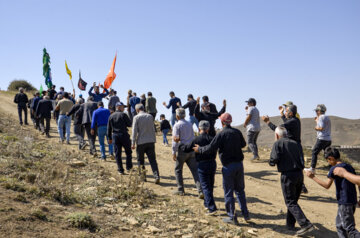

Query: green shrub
left=8, top=79, right=36, bottom=91
left=66, top=213, right=97, bottom=231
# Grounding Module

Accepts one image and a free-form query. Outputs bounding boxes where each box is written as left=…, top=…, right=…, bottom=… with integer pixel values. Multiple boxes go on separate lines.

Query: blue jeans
left=170, top=112, right=176, bottom=127
left=198, top=160, right=217, bottom=212
left=222, top=161, right=249, bottom=219
left=97, top=125, right=113, bottom=159
left=58, top=115, right=71, bottom=142
left=162, top=129, right=169, bottom=144
left=189, top=115, right=199, bottom=128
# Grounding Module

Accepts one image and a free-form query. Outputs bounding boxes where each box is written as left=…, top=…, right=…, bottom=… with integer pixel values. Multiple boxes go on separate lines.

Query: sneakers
left=296, top=223, right=314, bottom=236
left=173, top=191, right=185, bottom=196
left=301, top=184, right=308, bottom=194
left=109, top=154, right=115, bottom=160
left=199, top=192, right=204, bottom=199
left=222, top=217, right=239, bottom=225
left=304, top=167, right=316, bottom=175
left=66, top=141, right=70, bottom=145
left=205, top=210, right=217, bottom=216
left=80, top=142, right=88, bottom=150
left=250, top=155, right=260, bottom=161
left=244, top=214, right=251, bottom=222
left=155, top=178, right=160, bottom=184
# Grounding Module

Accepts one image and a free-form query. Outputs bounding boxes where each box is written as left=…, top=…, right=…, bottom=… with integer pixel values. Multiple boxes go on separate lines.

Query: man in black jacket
left=178, top=94, right=198, bottom=128
left=35, top=95, right=53, bottom=137
left=180, top=120, right=217, bottom=215
left=14, top=88, right=29, bottom=125
left=78, top=96, right=98, bottom=155
left=107, top=102, right=133, bottom=174
left=68, top=98, right=86, bottom=149
left=194, top=97, right=226, bottom=137
left=269, top=126, right=314, bottom=236
left=193, top=113, right=249, bottom=225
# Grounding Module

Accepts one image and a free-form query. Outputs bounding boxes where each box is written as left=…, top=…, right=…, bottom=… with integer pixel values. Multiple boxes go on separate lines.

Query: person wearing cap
left=172, top=108, right=203, bottom=197
left=163, top=91, right=181, bottom=127
left=202, top=96, right=218, bottom=114
left=179, top=120, right=217, bottom=215
left=108, top=102, right=133, bottom=175
left=108, top=89, right=120, bottom=112
left=131, top=103, right=160, bottom=184
left=243, top=98, right=261, bottom=161
left=145, top=92, right=157, bottom=131
left=88, top=82, right=109, bottom=102
left=269, top=126, right=314, bottom=236
left=281, top=101, right=300, bottom=120
left=67, top=98, right=86, bottom=149
left=178, top=94, right=199, bottom=128
left=305, top=104, right=332, bottom=175
left=14, top=87, right=29, bottom=125
left=193, top=113, right=250, bottom=225
left=91, top=101, right=113, bottom=160
left=194, top=97, right=226, bottom=137
left=55, top=92, right=74, bottom=144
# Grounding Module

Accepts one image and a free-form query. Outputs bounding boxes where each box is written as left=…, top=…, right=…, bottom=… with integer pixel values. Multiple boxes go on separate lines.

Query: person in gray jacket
left=131, top=104, right=160, bottom=184
left=78, top=96, right=98, bottom=155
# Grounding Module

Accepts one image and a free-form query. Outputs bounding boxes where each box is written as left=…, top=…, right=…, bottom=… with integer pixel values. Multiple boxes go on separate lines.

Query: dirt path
left=2, top=91, right=358, bottom=237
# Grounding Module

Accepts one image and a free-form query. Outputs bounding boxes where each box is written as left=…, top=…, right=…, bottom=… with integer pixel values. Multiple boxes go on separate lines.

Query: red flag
left=103, top=53, right=117, bottom=90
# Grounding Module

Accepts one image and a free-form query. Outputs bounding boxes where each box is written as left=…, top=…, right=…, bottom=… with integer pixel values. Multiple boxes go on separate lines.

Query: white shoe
left=304, top=167, right=316, bottom=175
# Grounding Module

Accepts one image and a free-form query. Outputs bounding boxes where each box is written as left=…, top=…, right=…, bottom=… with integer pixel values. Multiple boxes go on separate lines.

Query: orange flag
left=103, top=53, right=117, bottom=89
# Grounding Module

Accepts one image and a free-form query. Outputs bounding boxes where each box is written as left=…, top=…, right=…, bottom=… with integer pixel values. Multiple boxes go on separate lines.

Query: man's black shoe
left=222, top=217, right=239, bottom=225
left=296, top=223, right=314, bottom=236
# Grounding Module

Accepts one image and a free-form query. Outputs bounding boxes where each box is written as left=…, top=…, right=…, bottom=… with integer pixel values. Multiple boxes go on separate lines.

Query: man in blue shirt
left=88, top=82, right=109, bottom=103
left=129, top=92, right=140, bottom=119
left=163, top=91, right=181, bottom=127
left=91, top=101, right=113, bottom=160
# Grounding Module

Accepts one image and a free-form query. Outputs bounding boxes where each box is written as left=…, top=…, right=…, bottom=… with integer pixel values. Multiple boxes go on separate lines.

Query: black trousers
left=39, top=117, right=51, bottom=134
left=149, top=113, right=157, bottom=132
left=311, top=139, right=331, bottom=168
left=281, top=170, right=310, bottom=228
left=113, top=132, right=133, bottom=172
left=17, top=105, right=28, bottom=124
left=74, top=124, right=85, bottom=148
left=136, top=142, right=159, bottom=179
left=84, top=123, right=97, bottom=153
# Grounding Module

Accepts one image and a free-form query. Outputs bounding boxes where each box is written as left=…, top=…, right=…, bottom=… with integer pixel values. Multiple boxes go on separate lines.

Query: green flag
left=39, top=84, right=43, bottom=97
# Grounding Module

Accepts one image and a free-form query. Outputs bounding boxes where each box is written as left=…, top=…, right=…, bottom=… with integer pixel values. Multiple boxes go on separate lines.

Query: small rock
left=199, top=219, right=209, bottom=224
left=109, top=177, right=116, bottom=182
left=127, top=217, right=138, bottom=225
left=147, top=225, right=161, bottom=233
left=248, top=229, right=258, bottom=236
left=68, top=160, right=86, bottom=167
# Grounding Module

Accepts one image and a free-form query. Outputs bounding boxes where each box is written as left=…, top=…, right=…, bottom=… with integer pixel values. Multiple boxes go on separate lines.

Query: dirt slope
left=1, top=91, right=359, bottom=238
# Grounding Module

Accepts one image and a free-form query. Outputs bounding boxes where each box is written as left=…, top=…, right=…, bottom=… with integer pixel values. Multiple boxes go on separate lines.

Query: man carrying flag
left=88, top=83, right=109, bottom=103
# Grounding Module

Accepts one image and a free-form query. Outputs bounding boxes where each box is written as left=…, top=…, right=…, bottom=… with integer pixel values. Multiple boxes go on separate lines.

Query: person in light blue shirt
left=243, top=98, right=261, bottom=161
left=129, top=92, right=141, bottom=119
left=163, top=91, right=181, bottom=127
left=91, top=101, right=113, bottom=160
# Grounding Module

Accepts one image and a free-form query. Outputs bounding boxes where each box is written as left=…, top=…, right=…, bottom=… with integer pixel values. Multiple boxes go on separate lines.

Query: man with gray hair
left=35, top=95, right=53, bottom=137
left=14, top=87, right=29, bottom=125
left=179, top=120, right=217, bottom=214
left=269, top=126, right=314, bottom=236
left=132, top=103, right=160, bottom=183
left=172, top=108, right=202, bottom=197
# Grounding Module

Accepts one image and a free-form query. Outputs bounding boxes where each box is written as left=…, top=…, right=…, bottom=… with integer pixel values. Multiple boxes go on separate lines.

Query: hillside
left=235, top=116, right=360, bottom=148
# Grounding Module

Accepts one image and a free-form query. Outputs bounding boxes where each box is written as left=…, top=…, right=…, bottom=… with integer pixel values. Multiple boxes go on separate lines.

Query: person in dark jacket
left=178, top=94, right=198, bottom=128
left=68, top=98, right=86, bottom=149
left=28, top=93, right=36, bottom=126
left=269, top=126, right=314, bottom=236
left=14, top=87, right=29, bottom=125
left=31, top=91, right=42, bottom=130
left=35, top=95, right=53, bottom=137
left=140, top=94, right=146, bottom=109
left=202, top=95, right=218, bottom=114
left=160, top=114, right=171, bottom=146
left=48, top=85, right=57, bottom=100
left=162, top=91, right=181, bottom=127
left=180, top=120, right=217, bottom=215
left=194, top=97, right=226, bottom=137
left=78, top=96, right=98, bottom=155
left=108, top=102, right=133, bottom=174
left=193, top=113, right=249, bottom=225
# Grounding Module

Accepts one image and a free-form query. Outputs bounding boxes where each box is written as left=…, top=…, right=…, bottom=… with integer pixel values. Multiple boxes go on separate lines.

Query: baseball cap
left=245, top=98, right=256, bottom=105
left=219, top=113, right=232, bottom=124
left=283, top=101, right=293, bottom=106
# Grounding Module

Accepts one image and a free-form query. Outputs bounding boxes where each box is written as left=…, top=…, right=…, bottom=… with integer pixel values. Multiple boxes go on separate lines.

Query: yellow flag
left=65, top=60, right=72, bottom=80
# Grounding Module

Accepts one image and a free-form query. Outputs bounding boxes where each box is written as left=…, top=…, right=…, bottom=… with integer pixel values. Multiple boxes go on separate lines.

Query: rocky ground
left=0, top=91, right=359, bottom=238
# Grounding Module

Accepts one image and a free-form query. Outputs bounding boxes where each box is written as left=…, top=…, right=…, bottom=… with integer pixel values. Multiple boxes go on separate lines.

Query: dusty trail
left=1, top=91, right=358, bottom=237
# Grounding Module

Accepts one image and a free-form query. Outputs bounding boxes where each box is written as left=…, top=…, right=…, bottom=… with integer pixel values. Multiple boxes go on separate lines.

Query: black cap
left=246, top=98, right=256, bottom=105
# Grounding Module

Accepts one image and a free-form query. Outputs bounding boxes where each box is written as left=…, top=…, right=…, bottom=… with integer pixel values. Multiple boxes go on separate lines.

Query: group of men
left=14, top=86, right=360, bottom=237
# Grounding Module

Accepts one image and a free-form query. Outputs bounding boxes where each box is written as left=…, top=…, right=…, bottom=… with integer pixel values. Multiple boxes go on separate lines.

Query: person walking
left=180, top=120, right=217, bottom=215
left=145, top=92, right=157, bottom=131
left=68, top=98, right=86, bottom=149
left=131, top=104, right=160, bottom=184
left=28, top=93, right=36, bottom=126
left=305, top=104, right=332, bottom=175
left=79, top=96, right=98, bottom=155
left=31, top=91, right=42, bottom=130
left=160, top=114, right=171, bottom=146
left=88, top=83, right=109, bottom=102
left=172, top=108, right=203, bottom=197
left=55, top=92, right=74, bottom=144
left=35, top=95, right=53, bottom=137
left=193, top=113, right=250, bottom=225
left=270, top=126, right=314, bottom=236
left=108, top=89, right=120, bottom=112
left=194, top=97, right=226, bottom=137
left=13, top=87, right=29, bottom=125
left=140, top=94, right=146, bottom=108
left=202, top=96, right=218, bottom=113
left=178, top=94, right=198, bottom=128
left=48, top=85, right=57, bottom=100
left=163, top=91, right=181, bottom=127
left=91, top=101, right=113, bottom=160
left=243, top=98, right=261, bottom=161
left=129, top=92, right=141, bottom=119
left=108, top=102, right=133, bottom=174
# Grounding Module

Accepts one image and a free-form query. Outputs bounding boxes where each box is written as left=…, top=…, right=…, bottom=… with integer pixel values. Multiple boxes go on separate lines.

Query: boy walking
left=160, top=114, right=171, bottom=146
left=306, top=147, right=360, bottom=238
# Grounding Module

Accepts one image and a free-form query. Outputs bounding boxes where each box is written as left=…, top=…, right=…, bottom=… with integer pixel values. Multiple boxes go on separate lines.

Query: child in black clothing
left=160, top=114, right=171, bottom=146
left=306, top=147, right=360, bottom=237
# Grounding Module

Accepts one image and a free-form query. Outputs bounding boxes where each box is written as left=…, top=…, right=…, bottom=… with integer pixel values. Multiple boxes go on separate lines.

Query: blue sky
left=1, top=0, right=359, bottom=126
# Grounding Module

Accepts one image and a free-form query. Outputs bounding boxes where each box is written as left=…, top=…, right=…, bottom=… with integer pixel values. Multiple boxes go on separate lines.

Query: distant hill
left=235, top=116, right=360, bottom=148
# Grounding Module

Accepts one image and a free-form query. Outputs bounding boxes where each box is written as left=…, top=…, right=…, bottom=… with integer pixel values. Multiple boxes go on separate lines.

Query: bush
left=66, top=213, right=97, bottom=231
left=8, top=79, right=36, bottom=91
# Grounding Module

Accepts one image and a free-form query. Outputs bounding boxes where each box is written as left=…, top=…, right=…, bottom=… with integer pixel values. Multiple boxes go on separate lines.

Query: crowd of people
left=13, top=85, right=360, bottom=237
